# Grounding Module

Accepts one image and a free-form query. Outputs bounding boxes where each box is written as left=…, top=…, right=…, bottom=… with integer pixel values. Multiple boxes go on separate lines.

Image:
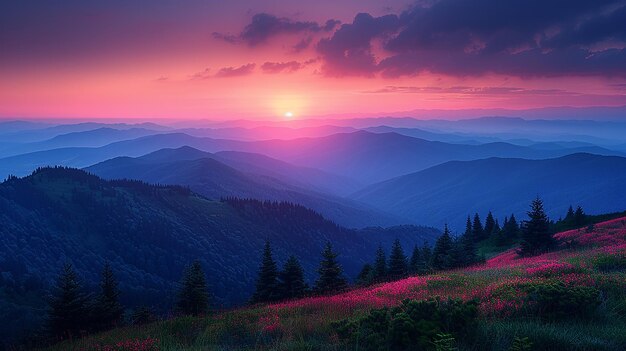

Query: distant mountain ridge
left=353, top=153, right=626, bottom=229
left=86, top=146, right=399, bottom=228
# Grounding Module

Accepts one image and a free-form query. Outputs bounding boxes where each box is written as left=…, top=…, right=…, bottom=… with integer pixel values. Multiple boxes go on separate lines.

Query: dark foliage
left=518, top=197, right=556, bottom=256
left=387, top=239, right=408, bottom=279
left=333, top=297, right=479, bottom=351
left=526, top=282, right=601, bottom=320
left=92, top=263, right=124, bottom=331
left=47, top=264, right=90, bottom=341
left=175, top=260, right=210, bottom=316
left=314, top=242, right=347, bottom=294
left=278, top=255, right=308, bottom=300
left=431, top=225, right=455, bottom=270
left=251, top=241, right=280, bottom=304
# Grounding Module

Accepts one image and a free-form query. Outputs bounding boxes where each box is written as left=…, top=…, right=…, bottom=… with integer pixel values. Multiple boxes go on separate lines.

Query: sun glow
left=284, top=111, right=294, bottom=119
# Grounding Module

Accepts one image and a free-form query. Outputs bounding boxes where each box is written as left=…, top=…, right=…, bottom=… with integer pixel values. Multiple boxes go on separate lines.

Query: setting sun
left=284, top=111, right=294, bottom=119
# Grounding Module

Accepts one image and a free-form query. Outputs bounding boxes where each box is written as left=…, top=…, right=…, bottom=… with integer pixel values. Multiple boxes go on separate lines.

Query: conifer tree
left=518, top=197, right=555, bottom=256
left=432, top=225, right=454, bottom=270
left=94, top=262, right=124, bottom=331
left=464, top=216, right=472, bottom=237
left=251, top=241, right=280, bottom=303
left=48, top=263, right=90, bottom=340
left=507, top=214, right=520, bottom=237
left=565, top=205, right=575, bottom=222
left=387, top=239, right=408, bottom=279
left=356, top=263, right=373, bottom=286
left=484, top=211, right=496, bottom=237
left=314, top=242, right=347, bottom=294
left=176, top=260, right=210, bottom=315
left=373, top=244, right=387, bottom=282
left=574, top=206, right=586, bottom=226
left=279, top=255, right=307, bottom=299
left=421, top=242, right=432, bottom=270
left=409, top=245, right=422, bottom=274
left=460, top=224, right=477, bottom=266
left=472, top=213, right=484, bottom=241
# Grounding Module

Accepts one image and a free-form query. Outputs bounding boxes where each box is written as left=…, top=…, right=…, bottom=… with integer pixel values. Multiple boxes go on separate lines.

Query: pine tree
left=464, top=216, right=472, bottom=237
left=94, top=262, right=124, bottom=331
left=565, top=205, right=575, bottom=222
left=574, top=206, right=586, bottom=226
left=387, top=239, right=408, bottom=279
left=432, top=225, right=454, bottom=270
left=472, top=213, right=484, bottom=241
left=409, top=245, right=422, bottom=274
left=372, top=245, right=387, bottom=282
left=176, top=260, right=210, bottom=315
left=484, top=211, right=496, bottom=238
left=356, top=263, right=374, bottom=286
left=421, top=242, right=433, bottom=270
left=279, top=255, right=307, bottom=299
left=314, top=242, right=347, bottom=294
left=460, top=224, right=477, bottom=266
left=48, top=263, right=90, bottom=340
left=251, top=241, right=280, bottom=303
left=518, top=197, right=555, bottom=256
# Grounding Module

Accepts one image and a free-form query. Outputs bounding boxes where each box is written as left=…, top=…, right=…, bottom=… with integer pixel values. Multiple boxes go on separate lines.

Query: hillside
left=353, top=153, right=626, bottom=229
left=44, top=216, right=626, bottom=351
left=0, top=168, right=439, bottom=343
left=85, top=147, right=399, bottom=228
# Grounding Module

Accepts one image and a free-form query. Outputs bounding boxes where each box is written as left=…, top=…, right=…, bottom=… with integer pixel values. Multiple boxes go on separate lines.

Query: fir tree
left=460, top=224, right=477, bottom=266
left=432, top=225, right=454, bottom=270
left=356, top=263, right=374, bottom=286
left=176, top=260, right=210, bottom=316
left=314, top=242, right=347, bottom=294
left=518, top=197, right=555, bottom=256
left=409, top=245, right=422, bottom=274
left=251, top=241, right=280, bottom=303
left=472, top=213, right=484, bottom=241
left=565, top=205, right=575, bottom=222
left=279, top=255, right=308, bottom=299
left=372, top=244, right=387, bottom=282
left=387, top=239, right=408, bottom=279
left=574, top=206, right=586, bottom=226
left=421, top=242, right=433, bottom=270
left=94, top=262, right=124, bottom=331
left=464, top=216, right=472, bottom=237
left=48, top=263, right=90, bottom=340
left=484, top=211, right=496, bottom=237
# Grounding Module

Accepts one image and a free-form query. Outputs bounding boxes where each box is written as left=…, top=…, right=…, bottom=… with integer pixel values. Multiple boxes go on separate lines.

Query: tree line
left=45, top=197, right=587, bottom=341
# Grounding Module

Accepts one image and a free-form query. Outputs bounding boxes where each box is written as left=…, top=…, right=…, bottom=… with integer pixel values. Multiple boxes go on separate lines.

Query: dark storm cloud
left=261, top=61, right=304, bottom=73
left=316, top=13, right=400, bottom=76
left=214, top=13, right=339, bottom=46
left=313, top=0, right=626, bottom=77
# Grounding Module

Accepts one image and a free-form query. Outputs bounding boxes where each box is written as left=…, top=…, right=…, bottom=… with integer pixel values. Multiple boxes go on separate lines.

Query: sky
left=1, top=0, right=626, bottom=120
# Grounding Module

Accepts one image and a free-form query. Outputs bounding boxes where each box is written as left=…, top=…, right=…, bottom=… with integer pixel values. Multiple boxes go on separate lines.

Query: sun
left=284, top=111, right=294, bottom=119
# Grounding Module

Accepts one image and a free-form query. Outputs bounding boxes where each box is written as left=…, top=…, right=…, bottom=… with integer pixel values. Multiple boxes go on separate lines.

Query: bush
left=333, top=297, right=478, bottom=351
left=593, top=254, right=626, bottom=272
left=526, top=282, right=601, bottom=320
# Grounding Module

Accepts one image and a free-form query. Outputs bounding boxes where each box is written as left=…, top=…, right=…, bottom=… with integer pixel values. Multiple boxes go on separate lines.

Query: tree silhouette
left=314, top=242, right=347, bottom=294
left=518, top=197, right=555, bottom=256
left=279, top=255, right=308, bottom=299
left=432, top=225, right=454, bottom=270
left=373, top=244, right=387, bottom=282
left=176, top=260, right=210, bottom=316
left=387, top=239, right=408, bottom=279
left=47, top=263, right=90, bottom=340
left=472, top=213, right=484, bottom=241
left=251, top=241, right=280, bottom=303
left=94, top=262, right=124, bottom=331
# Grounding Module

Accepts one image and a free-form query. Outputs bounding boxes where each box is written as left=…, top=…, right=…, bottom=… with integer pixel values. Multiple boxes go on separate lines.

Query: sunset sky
left=1, top=0, right=626, bottom=120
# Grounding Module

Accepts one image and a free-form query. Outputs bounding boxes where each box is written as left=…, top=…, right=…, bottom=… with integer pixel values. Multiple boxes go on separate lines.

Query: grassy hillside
left=0, top=167, right=438, bottom=344
left=44, top=217, right=626, bottom=350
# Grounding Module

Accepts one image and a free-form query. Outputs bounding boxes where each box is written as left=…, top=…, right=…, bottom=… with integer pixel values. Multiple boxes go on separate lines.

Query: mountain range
left=353, top=153, right=626, bottom=229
